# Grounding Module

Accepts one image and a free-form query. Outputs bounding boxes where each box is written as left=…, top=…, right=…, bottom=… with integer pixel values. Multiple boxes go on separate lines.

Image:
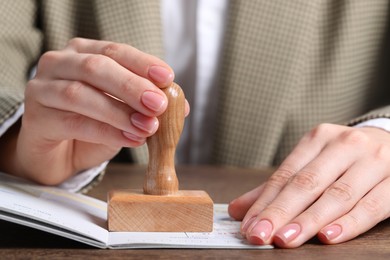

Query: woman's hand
left=228, top=124, right=390, bottom=248
left=6, top=38, right=183, bottom=185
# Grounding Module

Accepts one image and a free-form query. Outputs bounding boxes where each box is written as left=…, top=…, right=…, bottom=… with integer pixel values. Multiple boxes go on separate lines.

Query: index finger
left=65, top=38, right=174, bottom=88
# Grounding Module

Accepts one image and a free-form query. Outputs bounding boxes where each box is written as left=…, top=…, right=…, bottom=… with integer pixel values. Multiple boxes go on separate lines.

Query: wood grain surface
left=1, top=163, right=390, bottom=259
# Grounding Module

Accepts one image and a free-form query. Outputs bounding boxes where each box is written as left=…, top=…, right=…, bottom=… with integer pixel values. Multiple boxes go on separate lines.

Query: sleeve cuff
left=57, top=161, right=109, bottom=193
left=0, top=103, right=24, bottom=137
left=353, top=118, right=390, bottom=133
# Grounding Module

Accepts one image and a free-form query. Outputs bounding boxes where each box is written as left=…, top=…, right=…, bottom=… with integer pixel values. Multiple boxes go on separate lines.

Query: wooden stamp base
left=107, top=190, right=214, bottom=232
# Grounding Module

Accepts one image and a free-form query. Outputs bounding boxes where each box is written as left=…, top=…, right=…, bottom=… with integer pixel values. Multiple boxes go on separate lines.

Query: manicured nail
left=241, top=216, right=257, bottom=236
left=320, top=224, right=342, bottom=241
left=148, top=66, right=174, bottom=84
left=131, top=113, right=158, bottom=134
left=274, top=223, right=301, bottom=244
left=184, top=99, right=190, bottom=116
left=248, top=219, right=273, bottom=244
left=122, top=131, right=145, bottom=142
left=142, top=91, right=166, bottom=112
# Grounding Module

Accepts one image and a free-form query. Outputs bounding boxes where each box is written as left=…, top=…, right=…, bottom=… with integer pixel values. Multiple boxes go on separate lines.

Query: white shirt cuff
left=57, top=161, right=109, bottom=193
left=354, top=118, right=390, bottom=133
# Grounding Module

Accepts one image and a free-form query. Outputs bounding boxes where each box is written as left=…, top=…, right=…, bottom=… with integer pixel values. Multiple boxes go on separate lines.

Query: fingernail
left=320, top=224, right=342, bottom=241
left=142, top=91, right=166, bottom=112
left=185, top=99, right=190, bottom=116
left=131, top=113, right=158, bottom=134
left=248, top=219, right=273, bottom=244
left=148, top=66, right=174, bottom=84
left=241, top=216, right=257, bottom=236
left=274, top=223, right=301, bottom=244
left=122, top=131, right=145, bottom=142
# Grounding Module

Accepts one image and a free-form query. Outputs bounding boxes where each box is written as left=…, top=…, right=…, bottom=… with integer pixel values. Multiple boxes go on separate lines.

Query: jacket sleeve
left=348, top=106, right=390, bottom=126
left=0, top=2, right=108, bottom=193
left=0, top=1, right=42, bottom=128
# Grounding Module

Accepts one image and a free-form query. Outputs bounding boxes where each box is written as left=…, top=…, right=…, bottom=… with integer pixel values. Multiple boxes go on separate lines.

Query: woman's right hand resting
left=0, top=38, right=180, bottom=185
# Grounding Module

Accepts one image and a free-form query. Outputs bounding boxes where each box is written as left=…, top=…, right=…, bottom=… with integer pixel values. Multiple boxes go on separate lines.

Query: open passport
left=0, top=171, right=272, bottom=249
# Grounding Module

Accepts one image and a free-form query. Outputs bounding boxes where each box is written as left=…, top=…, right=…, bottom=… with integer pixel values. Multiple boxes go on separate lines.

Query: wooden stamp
left=107, top=83, right=214, bottom=232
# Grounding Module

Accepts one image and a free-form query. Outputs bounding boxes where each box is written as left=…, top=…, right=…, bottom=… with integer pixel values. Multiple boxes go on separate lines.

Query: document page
left=108, top=204, right=272, bottom=249
left=0, top=172, right=272, bottom=249
left=0, top=172, right=109, bottom=247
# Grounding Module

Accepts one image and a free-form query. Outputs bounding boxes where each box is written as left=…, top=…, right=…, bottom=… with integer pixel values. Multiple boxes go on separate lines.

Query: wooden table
left=1, top=163, right=390, bottom=259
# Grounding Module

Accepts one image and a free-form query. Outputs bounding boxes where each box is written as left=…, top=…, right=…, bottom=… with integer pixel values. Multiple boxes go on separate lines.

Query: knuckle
left=267, top=166, right=295, bottom=189
left=345, top=213, right=360, bottom=228
left=64, top=114, right=113, bottom=143
left=26, top=79, right=39, bottom=92
left=66, top=37, right=84, bottom=49
left=95, top=122, right=112, bottom=138
left=102, top=42, right=121, bottom=59
left=373, top=144, right=390, bottom=161
left=25, top=79, right=48, bottom=107
left=64, top=113, right=84, bottom=132
left=339, top=130, right=369, bottom=146
left=63, top=81, right=83, bottom=105
left=308, top=123, right=334, bottom=140
left=290, top=170, right=319, bottom=192
left=38, top=51, right=60, bottom=70
left=120, top=76, right=138, bottom=96
left=359, top=197, right=386, bottom=221
left=81, top=54, right=107, bottom=76
left=266, top=204, right=290, bottom=220
left=304, top=209, right=324, bottom=225
left=325, top=181, right=353, bottom=202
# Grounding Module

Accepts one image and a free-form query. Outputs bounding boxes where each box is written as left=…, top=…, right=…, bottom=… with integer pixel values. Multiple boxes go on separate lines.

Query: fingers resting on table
left=229, top=124, right=390, bottom=248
